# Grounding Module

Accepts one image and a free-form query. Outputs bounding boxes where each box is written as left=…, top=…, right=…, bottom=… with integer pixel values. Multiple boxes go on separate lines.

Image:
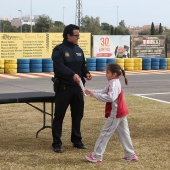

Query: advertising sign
left=93, top=35, right=130, bottom=58
left=0, top=33, right=91, bottom=59
left=132, top=35, right=166, bottom=58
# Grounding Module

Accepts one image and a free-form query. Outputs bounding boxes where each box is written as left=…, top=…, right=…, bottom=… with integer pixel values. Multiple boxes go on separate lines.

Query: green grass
left=0, top=95, right=169, bottom=170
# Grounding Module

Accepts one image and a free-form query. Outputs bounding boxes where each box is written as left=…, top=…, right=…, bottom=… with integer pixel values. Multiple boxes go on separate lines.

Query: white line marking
left=134, top=92, right=170, bottom=96
left=133, top=92, right=170, bottom=104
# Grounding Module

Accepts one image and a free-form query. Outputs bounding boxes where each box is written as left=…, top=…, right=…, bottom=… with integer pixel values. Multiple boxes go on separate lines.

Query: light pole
left=63, top=7, right=65, bottom=25
left=117, top=6, right=119, bottom=26
left=30, top=0, right=32, bottom=32
left=18, top=10, right=22, bottom=32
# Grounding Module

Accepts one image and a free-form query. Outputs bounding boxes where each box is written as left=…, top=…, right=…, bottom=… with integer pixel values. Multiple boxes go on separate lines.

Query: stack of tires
left=4, top=59, right=17, bottom=73
left=42, top=58, right=53, bottom=72
left=30, top=59, right=42, bottom=73
left=142, top=58, right=151, bottom=70
left=124, top=58, right=134, bottom=71
left=0, top=59, right=4, bottom=74
left=151, top=58, right=160, bottom=70
left=96, top=58, right=107, bottom=71
left=159, top=58, right=167, bottom=70
left=116, top=58, right=124, bottom=69
left=167, top=58, right=170, bottom=70
left=86, top=58, right=96, bottom=71
left=134, top=58, right=142, bottom=70
left=17, top=59, right=30, bottom=73
left=106, top=58, right=116, bottom=64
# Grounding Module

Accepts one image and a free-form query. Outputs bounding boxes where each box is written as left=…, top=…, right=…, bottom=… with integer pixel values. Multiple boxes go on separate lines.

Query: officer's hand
left=73, top=74, right=80, bottom=85
left=86, top=73, right=92, bottom=80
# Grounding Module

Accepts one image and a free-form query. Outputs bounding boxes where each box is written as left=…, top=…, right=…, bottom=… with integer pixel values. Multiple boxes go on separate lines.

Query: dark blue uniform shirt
left=52, top=40, right=89, bottom=85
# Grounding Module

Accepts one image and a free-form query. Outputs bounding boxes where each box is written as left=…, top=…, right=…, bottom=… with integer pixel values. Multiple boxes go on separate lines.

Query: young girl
left=85, top=63, right=138, bottom=163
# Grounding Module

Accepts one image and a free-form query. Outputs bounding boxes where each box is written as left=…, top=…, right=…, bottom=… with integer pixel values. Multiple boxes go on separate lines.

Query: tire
left=96, top=63, right=107, bottom=67
left=142, top=58, right=151, bottom=64
left=151, top=61, right=159, bottom=66
left=142, top=65, right=151, bottom=70
left=30, top=68, right=42, bottom=73
left=0, top=64, right=4, bottom=69
left=0, top=59, right=4, bottom=64
left=167, top=58, right=170, bottom=65
left=5, top=59, right=17, bottom=64
left=17, top=68, right=30, bottom=73
left=30, top=64, right=42, bottom=68
left=116, top=58, right=124, bottom=63
left=4, top=64, right=17, bottom=69
left=42, top=58, right=53, bottom=64
left=96, top=66, right=106, bottom=71
left=4, top=68, right=17, bottom=73
left=17, top=59, right=30, bottom=64
left=159, top=58, right=167, bottom=67
left=18, top=64, right=29, bottom=69
left=107, top=58, right=116, bottom=64
left=30, top=59, right=42, bottom=64
left=151, top=58, right=160, bottom=62
left=159, top=66, right=167, bottom=70
left=124, top=67, right=134, bottom=71
left=0, top=69, right=4, bottom=74
left=86, top=58, right=96, bottom=63
left=151, top=66, right=159, bottom=70
left=42, top=63, right=53, bottom=68
left=124, top=58, right=134, bottom=63
left=42, top=68, right=53, bottom=72
left=87, top=66, right=96, bottom=71
left=96, top=58, right=107, bottom=63
left=86, top=63, right=96, bottom=67
left=124, top=63, right=134, bottom=67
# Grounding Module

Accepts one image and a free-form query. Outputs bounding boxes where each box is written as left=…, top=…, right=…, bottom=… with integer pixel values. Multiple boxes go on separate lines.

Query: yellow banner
left=0, top=33, right=91, bottom=59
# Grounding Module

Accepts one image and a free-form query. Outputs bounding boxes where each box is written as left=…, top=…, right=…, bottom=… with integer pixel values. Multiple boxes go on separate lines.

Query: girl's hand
left=85, top=89, right=95, bottom=97
left=85, top=89, right=90, bottom=94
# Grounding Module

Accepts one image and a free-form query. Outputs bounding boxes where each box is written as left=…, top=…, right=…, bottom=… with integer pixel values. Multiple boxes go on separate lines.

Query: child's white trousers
left=92, top=116, right=135, bottom=160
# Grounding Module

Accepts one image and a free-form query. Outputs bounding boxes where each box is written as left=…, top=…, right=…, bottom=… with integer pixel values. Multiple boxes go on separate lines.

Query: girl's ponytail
left=121, top=69, right=128, bottom=85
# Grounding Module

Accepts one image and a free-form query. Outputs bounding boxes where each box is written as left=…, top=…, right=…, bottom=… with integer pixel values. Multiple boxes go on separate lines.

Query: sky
left=1, top=0, right=170, bottom=28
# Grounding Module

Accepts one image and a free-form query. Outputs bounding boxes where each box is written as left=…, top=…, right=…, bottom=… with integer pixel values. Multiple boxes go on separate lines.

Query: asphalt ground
left=0, top=71, right=170, bottom=104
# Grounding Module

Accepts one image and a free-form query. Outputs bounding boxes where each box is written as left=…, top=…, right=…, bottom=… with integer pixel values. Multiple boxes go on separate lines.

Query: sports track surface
left=0, top=70, right=170, bottom=104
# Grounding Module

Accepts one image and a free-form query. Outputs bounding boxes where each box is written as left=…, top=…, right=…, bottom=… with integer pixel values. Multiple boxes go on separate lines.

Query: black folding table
left=0, top=92, right=55, bottom=138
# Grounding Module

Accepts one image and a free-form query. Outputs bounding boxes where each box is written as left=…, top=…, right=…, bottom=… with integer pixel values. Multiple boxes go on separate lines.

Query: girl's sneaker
left=121, top=154, right=138, bottom=162
left=85, top=154, right=102, bottom=163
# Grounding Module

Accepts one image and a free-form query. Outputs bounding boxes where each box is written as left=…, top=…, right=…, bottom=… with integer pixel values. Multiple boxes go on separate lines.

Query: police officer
left=51, top=24, right=92, bottom=153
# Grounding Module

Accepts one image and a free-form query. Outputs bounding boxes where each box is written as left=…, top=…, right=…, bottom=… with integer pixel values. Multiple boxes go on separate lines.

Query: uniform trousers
left=52, top=85, right=84, bottom=148
left=92, top=116, right=135, bottom=160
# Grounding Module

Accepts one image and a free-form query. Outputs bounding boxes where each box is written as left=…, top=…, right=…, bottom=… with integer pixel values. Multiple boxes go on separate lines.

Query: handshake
left=79, top=78, right=95, bottom=97
left=84, top=89, right=95, bottom=97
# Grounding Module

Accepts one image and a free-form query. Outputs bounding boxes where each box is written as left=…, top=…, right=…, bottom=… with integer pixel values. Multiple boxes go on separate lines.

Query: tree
left=81, top=16, right=103, bottom=35
left=101, top=22, right=111, bottom=34
left=151, top=22, right=155, bottom=35
left=0, top=20, right=17, bottom=32
left=138, top=29, right=150, bottom=35
left=21, top=24, right=31, bottom=32
left=162, top=29, right=170, bottom=52
left=49, top=21, right=65, bottom=32
left=110, top=26, right=114, bottom=35
left=158, top=23, right=163, bottom=34
left=119, top=20, right=126, bottom=28
left=114, top=26, right=130, bottom=35
left=34, top=15, right=53, bottom=32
